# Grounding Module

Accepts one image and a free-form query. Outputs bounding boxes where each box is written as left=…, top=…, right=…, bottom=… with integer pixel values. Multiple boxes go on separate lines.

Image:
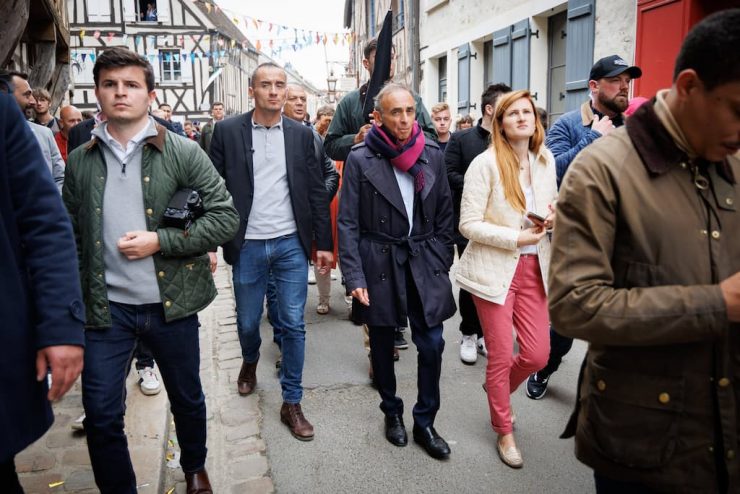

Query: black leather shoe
left=413, top=425, right=450, bottom=459
left=384, top=415, right=408, bottom=447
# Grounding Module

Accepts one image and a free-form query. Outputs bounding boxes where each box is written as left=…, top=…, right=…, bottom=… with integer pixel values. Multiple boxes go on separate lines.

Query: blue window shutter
left=492, top=27, right=512, bottom=87
left=510, top=20, right=530, bottom=90
left=369, top=0, right=376, bottom=37
left=457, top=43, right=471, bottom=114
left=564, top=0, right=595, bottom=111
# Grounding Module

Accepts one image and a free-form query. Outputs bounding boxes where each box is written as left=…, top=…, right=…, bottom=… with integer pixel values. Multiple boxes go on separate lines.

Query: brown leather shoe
left=185, top=468, right=213, bottom=494
left=280, top=402, right=314, bottom=441
left=237, top=359, right=258, bottom=396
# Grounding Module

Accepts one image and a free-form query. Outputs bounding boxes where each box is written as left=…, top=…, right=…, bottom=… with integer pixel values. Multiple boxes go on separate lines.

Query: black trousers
left=539, top=326, right=574, bottom=376
left=456, top=242, right=482, bottom=338
left=0, top=457, right=24, bottom=494
left=368, top=265, right=445, bottom=428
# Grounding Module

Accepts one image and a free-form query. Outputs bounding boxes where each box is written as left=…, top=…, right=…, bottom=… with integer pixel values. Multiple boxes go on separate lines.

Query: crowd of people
left=1, top=8, right=739, bottom=494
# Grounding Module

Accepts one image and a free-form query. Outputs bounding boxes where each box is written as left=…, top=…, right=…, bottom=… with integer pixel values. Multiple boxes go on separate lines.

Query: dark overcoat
left=0, top=94, right=85, bottom=461
left=338, top=140, right=457, bottom=328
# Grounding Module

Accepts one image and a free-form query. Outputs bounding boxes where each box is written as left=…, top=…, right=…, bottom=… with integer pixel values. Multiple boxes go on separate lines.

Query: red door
left=634, top=0, right=738, bottom=98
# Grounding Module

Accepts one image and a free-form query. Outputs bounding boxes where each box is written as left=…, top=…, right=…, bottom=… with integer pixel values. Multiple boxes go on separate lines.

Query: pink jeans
left=473, top=255, right=550, bottom=435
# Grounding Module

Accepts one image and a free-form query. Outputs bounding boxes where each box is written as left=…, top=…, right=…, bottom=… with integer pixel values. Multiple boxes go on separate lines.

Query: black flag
left=362, top=9, right=393, bottom=123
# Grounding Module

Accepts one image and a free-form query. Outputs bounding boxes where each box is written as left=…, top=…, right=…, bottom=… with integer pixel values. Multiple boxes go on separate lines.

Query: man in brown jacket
left=548, top=9, right=740, bottom=493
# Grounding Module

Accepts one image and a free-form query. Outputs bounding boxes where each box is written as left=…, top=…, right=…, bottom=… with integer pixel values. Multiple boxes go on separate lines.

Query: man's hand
left=517, top=227, right=548, bottom=247
left=720, top=271, right=740, bottom=322
left=117, top=231, right=160, bottom=260
left=591, top=115, right=615, bottom=136
left=315, top=250, right=334, bottom=276
left=353, top=124, right=373, bottom=144
left=36, top=345, right=84, bottom=401
left=208, top=252, right=218, bottom=273
left=351, top=287, right=370, bottom=306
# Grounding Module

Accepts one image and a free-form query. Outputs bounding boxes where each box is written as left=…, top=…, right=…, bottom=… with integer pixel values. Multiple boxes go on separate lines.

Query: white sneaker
left=460, top=335, right=477, bottom=364
left=308, top=266, right=317, bottom=285
left=477, top=337, right=488, bottom=357
left=71, top=413, right=85, bottom=431
left=138, top=367, right=161, bottom=396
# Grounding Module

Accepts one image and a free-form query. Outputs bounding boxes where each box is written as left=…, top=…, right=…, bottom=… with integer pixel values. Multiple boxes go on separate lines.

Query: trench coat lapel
left=363, top=153, right=408, bottom=220
left=420, top=156, right=436, bottom=202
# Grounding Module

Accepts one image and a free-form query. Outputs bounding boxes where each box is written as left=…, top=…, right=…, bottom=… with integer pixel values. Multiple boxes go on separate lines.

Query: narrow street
left=257, top=263, right=592, bottom=493
left=18, top=256, right=592, bottom=493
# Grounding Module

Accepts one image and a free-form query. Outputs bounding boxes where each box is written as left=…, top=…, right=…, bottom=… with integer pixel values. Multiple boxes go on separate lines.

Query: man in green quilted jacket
left=63, top=47, right=238, bottom=494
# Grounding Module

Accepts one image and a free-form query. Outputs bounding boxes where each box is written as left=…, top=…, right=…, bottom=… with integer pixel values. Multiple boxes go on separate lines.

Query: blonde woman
left=456, top=90, right=557, bottom=468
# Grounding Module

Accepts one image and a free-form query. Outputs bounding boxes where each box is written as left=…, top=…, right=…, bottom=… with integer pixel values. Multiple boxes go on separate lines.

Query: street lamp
left=327, top=70, right=337, bottom=103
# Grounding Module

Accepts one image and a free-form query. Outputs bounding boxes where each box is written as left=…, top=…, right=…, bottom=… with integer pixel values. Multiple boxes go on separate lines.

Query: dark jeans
left=82, top=302, right=207, bottom=494
left=538, top=326, right=574, bottom=376
left=594, top=472, right=662, bottom=493
left=368, top=266, right=445, bottom=428
left=133, top=341, right=155, bottom=370
left=456, top=242, right=482, bottom=338
left=0, top=458, right=24, bottom=494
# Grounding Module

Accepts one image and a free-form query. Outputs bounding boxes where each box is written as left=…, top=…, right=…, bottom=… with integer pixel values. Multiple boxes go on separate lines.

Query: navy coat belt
left=361, top=230, right=435, bottom=265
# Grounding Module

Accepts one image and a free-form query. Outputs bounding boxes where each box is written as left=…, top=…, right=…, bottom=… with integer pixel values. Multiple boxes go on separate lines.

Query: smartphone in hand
left=526, top=211, right=547, bottom=227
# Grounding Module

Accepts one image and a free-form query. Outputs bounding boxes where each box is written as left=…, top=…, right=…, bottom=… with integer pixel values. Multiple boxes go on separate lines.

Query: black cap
left=589, top=55, right=642, bottom=81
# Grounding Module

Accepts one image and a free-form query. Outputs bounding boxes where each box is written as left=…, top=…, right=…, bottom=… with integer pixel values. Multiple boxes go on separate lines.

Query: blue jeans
left=82, top=302, right=207, bottom=494
left=266, top=271, right=283, bottom=347
left=232, top=233, right=308, bottom=403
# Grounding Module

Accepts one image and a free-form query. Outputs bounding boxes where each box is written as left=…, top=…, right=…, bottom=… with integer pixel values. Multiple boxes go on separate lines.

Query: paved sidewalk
left=16, top=360, right=169, bottom=493
left=17, top=252, right=271, bottom=493
left=163, top=260, right=273, bottom=493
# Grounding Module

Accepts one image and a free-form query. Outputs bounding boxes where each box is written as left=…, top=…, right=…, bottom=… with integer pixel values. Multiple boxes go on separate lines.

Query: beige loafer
left=497, top=441, right=523, bottom=468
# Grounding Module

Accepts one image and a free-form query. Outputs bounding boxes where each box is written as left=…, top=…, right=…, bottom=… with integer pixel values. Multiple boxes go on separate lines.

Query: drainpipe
left=409, top=0, right=420, bottom=93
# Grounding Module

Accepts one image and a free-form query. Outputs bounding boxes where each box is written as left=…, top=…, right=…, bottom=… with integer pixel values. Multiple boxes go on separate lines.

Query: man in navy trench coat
left=0, top=90, right=85, bottom=492
left=338, top=84, right=456, bottom=460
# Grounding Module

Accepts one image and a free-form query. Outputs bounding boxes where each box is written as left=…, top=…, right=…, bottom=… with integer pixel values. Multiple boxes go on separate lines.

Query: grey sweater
left=92, top=121, right=161, bottom=305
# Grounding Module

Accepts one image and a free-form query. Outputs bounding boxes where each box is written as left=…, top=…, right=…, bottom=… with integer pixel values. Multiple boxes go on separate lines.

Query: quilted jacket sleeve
left=458, top=152, right=520, bottom=251
left=157, top=143, right=239, bottom=256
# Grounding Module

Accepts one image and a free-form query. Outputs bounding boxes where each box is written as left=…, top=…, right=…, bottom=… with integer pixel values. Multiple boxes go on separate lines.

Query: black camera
left=161, top=188, right=204, bottom=230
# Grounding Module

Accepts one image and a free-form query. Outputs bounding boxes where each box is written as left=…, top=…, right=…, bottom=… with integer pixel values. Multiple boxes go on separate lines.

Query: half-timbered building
left=67, top=0, right=259, bottom=123
left=2, top=0, right=71, bottom=112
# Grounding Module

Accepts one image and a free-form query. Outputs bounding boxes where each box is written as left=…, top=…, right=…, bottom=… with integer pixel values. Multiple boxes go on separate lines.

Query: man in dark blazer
left=338, top=83, right=456, bottom=460
left=0, top=91, right=85, bottom=491
left=209, top=62, right=332, bottom=442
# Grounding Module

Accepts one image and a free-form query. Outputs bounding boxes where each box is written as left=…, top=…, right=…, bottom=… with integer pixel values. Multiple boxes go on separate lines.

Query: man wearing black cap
left=525, top=55, right=642, bottom=400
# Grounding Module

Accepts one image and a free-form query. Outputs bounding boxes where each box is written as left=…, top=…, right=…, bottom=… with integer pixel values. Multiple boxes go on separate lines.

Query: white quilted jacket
left=455, top=146, right=558, bottom=304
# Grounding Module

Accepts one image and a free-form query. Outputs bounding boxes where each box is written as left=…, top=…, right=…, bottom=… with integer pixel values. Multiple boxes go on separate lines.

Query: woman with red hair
left=456, top=90, right=558, bottom=468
